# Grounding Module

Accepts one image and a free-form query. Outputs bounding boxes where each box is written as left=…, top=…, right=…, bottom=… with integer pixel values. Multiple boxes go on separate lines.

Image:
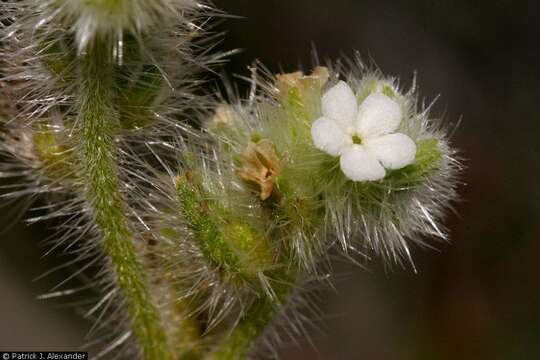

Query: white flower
left=311, top=81, right=417, bottom=182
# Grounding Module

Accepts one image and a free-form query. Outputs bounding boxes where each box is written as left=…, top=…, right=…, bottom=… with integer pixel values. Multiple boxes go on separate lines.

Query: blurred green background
left=1, top=0, right=539, bottom=359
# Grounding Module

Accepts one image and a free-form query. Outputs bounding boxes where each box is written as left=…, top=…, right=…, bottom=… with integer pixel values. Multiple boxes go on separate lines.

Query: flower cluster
left=207, top=63, right=460, bottom=270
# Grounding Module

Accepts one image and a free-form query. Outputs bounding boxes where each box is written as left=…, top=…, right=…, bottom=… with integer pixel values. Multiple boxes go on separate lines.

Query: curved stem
left=207, top=271, right=297, bottom=360
left=77, top=41, right=171, bottom=360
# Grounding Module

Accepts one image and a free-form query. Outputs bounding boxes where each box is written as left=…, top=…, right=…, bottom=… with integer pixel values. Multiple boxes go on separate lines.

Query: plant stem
left=208, top=273, right=296, bottom=360
left=77, top=40, right=171, bottom=360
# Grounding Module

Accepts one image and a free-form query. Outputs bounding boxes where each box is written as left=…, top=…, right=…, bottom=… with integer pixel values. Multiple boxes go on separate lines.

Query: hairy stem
left=208, top=274, right=296, bottom=360
left=77, top=40, right=171, bottom=360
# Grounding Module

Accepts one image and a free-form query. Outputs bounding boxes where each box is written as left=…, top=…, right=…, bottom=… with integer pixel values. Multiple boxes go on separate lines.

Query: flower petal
left=340, top=145, right=386, bottom=182
left=356, top=93, right=402, bottom=138
left=364, top=133, right=417, bottom=170
left=311, top=117, right=352, bottom=156
left=322, top=81, right=357, bottom=131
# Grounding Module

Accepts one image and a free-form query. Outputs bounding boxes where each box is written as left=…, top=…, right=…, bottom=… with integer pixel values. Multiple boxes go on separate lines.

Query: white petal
left=364, top=133, right=417, bottom=170
left=311, top=117, right=352, bottom=156
left=339, top=145, right=386, bottom=182
left=356, top=93, right=402, bottom=138
left=322, top=81, right=357, bottom=131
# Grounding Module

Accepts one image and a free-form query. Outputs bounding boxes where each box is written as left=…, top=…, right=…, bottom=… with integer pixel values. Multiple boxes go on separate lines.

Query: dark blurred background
left=2, top=0, right=540, bottom=359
